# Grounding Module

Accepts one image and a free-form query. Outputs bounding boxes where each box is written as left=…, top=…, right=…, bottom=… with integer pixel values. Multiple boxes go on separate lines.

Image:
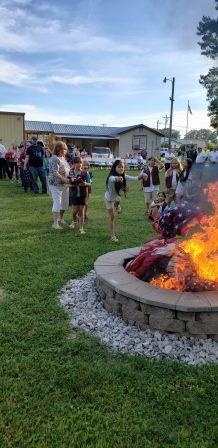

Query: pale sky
left=0, top=0, right=216, bottom=136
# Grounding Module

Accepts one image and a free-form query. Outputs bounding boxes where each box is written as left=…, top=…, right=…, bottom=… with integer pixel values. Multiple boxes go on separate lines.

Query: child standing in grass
left=140, top=156, right=164, bottom=215
left=69, top=157, right=90, bottom=234
left=149, top=191, right=168, bottom=220
left=82, top=160, right=92, bottom=221
left=105, top=159, right=147, bottom=243
left=165, top=158, right=181, bottom=205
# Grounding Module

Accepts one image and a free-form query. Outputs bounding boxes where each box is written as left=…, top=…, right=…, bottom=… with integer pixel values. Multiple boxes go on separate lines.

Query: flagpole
left=186, top=100, right=189, bottom=136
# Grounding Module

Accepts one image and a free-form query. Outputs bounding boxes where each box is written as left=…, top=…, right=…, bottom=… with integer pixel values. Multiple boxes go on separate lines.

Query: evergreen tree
left=197, top=1, right=218, bottom=129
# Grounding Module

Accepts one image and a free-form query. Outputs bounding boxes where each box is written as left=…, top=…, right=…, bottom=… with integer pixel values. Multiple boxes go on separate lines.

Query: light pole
left=156, top=119, right=162, bottom=130
left=163, top=76, right=175, bottom=151
left=162, top=114, right=169, bottom=148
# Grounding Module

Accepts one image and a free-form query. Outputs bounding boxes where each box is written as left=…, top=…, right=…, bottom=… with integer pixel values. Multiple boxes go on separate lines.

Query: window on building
left=132, top=135, right=147, bottom=150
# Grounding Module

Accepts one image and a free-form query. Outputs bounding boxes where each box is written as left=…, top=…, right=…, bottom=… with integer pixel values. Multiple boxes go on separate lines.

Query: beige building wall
left=118, top=127, right=161, bottom=158
left=180, top=139, right=206, bottom=148
left=0, top=112, right=25, bottom=150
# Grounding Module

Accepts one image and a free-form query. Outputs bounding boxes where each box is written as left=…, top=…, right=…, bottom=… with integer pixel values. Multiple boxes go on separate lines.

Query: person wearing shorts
left=140, top=157, right=164, bottom=215
left=69, top=157, right=90, bottom=234
left=105, top=159, right=147, bottom=243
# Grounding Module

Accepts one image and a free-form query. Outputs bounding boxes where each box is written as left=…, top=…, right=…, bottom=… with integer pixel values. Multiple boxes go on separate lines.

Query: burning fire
left=150, top=182, right=218, bottom=291
left=181, top=182, right=218, bottom=283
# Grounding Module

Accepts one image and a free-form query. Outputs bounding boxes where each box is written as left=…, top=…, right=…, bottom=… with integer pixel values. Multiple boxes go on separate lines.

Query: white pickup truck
left=84, top=147, right=114, bottom=167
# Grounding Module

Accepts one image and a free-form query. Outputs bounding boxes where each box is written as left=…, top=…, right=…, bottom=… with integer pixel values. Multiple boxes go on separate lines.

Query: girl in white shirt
left=176, top=158, right=193, bottom=203
left=105, top=159, right=146, bottom=243
left=165, top=158, right=181, bottom=204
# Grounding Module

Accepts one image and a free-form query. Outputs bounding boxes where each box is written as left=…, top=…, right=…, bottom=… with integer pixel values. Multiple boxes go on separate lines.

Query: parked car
left=91, top=147, right=113, bottom=158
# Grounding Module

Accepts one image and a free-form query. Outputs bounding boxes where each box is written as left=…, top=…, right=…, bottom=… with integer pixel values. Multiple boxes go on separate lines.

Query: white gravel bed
left=60, top=271, right=218, bottom=366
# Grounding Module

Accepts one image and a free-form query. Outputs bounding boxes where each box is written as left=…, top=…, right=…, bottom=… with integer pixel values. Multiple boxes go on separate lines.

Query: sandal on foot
left=111, top=235, right=119, bottom=243
left=69, top=221, right=76, bottom=229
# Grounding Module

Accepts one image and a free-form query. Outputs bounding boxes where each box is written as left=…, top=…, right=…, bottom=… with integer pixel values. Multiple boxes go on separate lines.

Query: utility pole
left=162, top=114, right=169, bottom=147
left=156, top=119, right=161, bottom=130
left=163, top=76, right=175, bottom=150
left=168, top=77, right=175, bottom=150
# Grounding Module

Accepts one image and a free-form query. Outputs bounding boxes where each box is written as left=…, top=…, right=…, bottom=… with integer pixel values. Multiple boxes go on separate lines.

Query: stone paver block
left=99, top=282, right=114, bottom=299
left=95, top=249, right=135, bottom=267
left=116, top=281, right=181, bottom=310
left=177, top=311, right=196, bottom=321
left=149, top=316, right=185, bottom=333
left=147, top=306, right=175, bottom=319
left=200, top=292, right=218, bottom=311
left=94, top=265, right=120, bottom=275
left=196, top=312, right=218, bottom=325
left=115, top=293, right=131, bottom=307
left=98, top=270, right=139, bottom=289
left=175, top=293, right=211, bottom=312
left=122, top=306, right=148, bottom=326
left=186, top=321, right=218, bottom=335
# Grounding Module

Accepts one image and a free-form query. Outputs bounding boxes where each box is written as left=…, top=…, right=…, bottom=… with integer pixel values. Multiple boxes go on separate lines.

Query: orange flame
left=151, top=181, right=218, bottom=290
left=180, top=182, right=218, bottom=283
left=150, top=274, right=185, bottom=290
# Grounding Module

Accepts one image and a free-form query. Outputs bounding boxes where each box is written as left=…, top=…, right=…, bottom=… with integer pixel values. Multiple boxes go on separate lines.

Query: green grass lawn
left=0, top=171, right=217, bottom=448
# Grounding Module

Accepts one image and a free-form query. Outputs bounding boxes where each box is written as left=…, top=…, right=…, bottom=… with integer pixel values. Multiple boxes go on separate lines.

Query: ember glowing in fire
left=150, top=182, right=218, bottom=291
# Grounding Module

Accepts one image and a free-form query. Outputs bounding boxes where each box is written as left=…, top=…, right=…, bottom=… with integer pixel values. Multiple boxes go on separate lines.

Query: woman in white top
left=105, top=159, right=147, bottom=243
left=48, top=141, right=70, bottom=229
left=164, top=148, right=176, bottom=171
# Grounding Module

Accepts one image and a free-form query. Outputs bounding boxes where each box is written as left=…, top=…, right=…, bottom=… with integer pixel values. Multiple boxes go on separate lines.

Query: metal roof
left=52, top=123, right=121, bottom=137
left=25, top=121, right=54, bottom=132
left=25, top=121, right=164, bottom=137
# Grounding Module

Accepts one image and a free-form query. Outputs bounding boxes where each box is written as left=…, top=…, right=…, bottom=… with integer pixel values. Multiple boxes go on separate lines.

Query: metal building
left=0, top=111, right=25, bottom=149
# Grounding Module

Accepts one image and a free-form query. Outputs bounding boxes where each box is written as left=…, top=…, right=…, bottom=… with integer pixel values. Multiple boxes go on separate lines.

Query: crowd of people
left=104, top=145, right=217, bottom=242
left=0, top=138, right=217, bottom=242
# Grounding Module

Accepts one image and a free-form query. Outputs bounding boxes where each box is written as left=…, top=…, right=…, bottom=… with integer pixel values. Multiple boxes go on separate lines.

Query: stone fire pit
left=94, top=248, right=218, bottom=340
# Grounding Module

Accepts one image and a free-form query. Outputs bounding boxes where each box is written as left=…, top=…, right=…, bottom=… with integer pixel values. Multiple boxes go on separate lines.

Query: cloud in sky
left=0, top=3, right=140, bottom=54
left=0, top=58, right=29, bottom=86
left=0, top=0, right=215, bottom=131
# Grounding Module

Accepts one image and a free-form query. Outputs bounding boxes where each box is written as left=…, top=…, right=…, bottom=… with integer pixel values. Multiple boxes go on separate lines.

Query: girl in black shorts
left=69, top=157, right=90, bottom=234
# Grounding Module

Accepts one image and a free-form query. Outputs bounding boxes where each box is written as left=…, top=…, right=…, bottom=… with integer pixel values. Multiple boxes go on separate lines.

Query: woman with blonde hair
left=48, top=141, right=70, bottom=229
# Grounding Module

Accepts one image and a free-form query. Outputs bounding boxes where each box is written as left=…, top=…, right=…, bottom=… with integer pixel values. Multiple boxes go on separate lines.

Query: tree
left=199, top=67, right=218, bottom=129
left=159, top=128, right=181, bottom=140
left=184, top=129, right=217, bottom=143
left=197, top=0, right=218, bottom=59
left=197, top=1, right=218, bottom=129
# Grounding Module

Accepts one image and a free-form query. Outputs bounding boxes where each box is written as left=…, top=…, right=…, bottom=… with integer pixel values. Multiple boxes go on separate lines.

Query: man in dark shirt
left=186, top=145, right=197, bottom=163
left=24, top=137, right=47, bottom=194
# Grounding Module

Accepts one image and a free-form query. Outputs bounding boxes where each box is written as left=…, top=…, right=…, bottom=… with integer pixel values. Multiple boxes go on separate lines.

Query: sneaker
left=69, top=221, right=76, bottom=229
left=52, top=223, right=63, bottom=230
left=79, top=228, right=86, bottom=234
left=59, top=218, right=66, bottom=225
left=115, top=202, right=122, bottom=214
left=111, top=235, right=119, bottom=243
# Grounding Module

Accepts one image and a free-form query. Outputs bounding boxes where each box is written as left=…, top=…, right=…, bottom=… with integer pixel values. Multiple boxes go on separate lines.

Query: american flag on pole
left=188, top=101, right=193, bottom=114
